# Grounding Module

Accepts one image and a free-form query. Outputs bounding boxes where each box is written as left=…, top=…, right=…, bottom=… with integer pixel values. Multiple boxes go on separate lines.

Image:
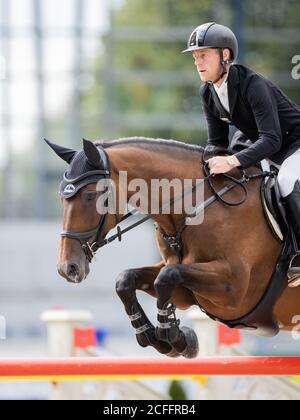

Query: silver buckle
left=129, top=312, right=142, bottom=322
left=83, top=242, right=96, bottom=262
left=157, top=321, right=172, bottom=329
left=135, top=324, right=151, bottom=334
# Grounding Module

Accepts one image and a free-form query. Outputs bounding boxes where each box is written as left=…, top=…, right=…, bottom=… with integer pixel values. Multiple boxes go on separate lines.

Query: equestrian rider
left=183, top=22, right=300, bottom=286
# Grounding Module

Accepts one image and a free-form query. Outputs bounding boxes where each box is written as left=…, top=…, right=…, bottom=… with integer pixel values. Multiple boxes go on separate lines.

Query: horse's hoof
left=136, top=328, right=159, bottom=348
left=165, top=347, right=181, bottom=358
left=136, top=331, right=179, bottom=356
left=179, top=326, right=199, bottom=359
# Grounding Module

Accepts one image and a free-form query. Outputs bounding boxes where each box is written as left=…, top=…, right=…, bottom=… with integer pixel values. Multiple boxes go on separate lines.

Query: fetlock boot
left=284, top=180, right=300, bottom=287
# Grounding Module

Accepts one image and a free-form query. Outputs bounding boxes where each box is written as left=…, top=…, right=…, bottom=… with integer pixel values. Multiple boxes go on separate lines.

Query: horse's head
left=45, top=138, right=112, bottom=284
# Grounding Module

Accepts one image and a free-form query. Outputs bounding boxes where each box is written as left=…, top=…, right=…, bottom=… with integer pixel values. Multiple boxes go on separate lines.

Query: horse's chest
left=156, top=232, right=182, bottom=265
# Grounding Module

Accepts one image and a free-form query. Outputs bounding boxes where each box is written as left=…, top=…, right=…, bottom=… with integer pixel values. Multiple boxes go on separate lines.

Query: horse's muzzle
left=58, top=260, right=89, bottom=284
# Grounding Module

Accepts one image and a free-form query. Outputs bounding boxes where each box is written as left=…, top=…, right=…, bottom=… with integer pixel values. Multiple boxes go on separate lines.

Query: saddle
left=203, top=139, right=296, bottom=337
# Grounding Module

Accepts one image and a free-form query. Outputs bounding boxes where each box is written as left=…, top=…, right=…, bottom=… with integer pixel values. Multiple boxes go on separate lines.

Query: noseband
left=61, top=213, right=108, bottom=263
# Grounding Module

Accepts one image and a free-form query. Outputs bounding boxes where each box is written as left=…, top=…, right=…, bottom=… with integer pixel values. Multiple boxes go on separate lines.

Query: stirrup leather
left=287, top=252, right=300, bottom=288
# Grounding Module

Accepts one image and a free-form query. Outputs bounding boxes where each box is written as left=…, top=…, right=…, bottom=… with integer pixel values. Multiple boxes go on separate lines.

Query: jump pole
left=0, top=357, right=299, bottom=382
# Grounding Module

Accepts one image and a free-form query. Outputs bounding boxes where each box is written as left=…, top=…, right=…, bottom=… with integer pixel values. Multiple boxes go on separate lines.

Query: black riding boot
left=284, top=180, right=300, bottom=287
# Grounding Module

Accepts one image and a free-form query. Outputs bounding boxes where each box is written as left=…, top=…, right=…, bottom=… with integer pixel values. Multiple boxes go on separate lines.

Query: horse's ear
left=44, top=139, right=76, bottom=164
left=83, top=139, right=102, bottom=168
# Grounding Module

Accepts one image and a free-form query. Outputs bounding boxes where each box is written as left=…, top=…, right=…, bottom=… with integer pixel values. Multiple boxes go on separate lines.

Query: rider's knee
left=277, top=171, right=296, bottom=197
left=278, top=171, right=293, bottom=187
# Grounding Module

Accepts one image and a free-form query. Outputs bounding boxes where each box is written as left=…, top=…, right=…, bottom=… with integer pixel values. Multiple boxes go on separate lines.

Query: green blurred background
left=0, top=0, right=300, bottom=219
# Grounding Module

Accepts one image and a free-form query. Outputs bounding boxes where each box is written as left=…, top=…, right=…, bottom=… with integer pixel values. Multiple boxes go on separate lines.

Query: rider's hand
left=207, top=155, right=241, bottom=175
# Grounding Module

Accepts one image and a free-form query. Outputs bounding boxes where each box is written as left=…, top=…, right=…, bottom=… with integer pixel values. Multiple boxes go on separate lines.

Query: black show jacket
left=201, top=64, right=300, bottom=168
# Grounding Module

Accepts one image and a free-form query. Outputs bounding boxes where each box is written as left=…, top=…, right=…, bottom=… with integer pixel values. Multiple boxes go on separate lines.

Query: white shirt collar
left=213, top=72, right=229, bottom=93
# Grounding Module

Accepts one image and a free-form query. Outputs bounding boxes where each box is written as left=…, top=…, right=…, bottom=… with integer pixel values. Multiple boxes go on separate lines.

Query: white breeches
left=273, top=148, right=300, bottom=198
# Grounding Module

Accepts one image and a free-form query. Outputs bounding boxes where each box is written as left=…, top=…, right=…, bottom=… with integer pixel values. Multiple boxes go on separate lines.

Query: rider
left=183, top=22, right=300, bottom=286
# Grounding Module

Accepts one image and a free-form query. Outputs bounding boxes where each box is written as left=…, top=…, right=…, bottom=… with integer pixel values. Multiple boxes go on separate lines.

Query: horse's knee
left=115, top=270, right=137, bottom=298
left=154, top=265, right=181, bottom=292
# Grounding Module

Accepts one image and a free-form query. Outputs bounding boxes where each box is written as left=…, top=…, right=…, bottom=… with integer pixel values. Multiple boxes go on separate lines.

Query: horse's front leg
left=154, top=260, right=237, bottom=359
left=115, top=262, right=180, bottom=357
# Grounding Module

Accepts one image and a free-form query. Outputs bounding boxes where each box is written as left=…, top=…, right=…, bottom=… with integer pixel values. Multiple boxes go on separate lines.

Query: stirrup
left=287, top=252, right=300, bottom=288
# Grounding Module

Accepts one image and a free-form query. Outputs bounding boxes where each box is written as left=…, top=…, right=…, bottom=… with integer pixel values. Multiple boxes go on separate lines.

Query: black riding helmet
left=183, top=22, right=238, bottom=84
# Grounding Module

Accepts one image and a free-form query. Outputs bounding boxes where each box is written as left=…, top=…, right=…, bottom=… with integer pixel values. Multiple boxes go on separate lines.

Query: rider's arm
left=234, top=76, right=282, bottom=169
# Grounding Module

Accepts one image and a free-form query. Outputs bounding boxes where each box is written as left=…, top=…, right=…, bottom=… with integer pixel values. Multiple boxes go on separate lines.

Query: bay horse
left=46, top=137, right=300, bottom=359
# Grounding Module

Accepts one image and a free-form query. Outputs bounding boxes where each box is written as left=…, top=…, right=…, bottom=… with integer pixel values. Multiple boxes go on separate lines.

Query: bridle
left=60, top=147, right=277, bottom=264
left=60, top=148, right=114, bottom=263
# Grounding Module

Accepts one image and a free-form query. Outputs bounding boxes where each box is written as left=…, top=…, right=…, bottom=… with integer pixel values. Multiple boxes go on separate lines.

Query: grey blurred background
left=0, top=0, right=299, bottom=354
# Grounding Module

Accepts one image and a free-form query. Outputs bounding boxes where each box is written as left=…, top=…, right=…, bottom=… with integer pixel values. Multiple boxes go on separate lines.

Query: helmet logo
left=189, top=31, right=197, bottom=47
left=64, top=184, right=76, bottom=194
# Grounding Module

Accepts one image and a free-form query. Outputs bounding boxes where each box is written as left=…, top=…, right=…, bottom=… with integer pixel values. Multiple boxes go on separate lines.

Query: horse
left=46, top=137, right=300, bottom=359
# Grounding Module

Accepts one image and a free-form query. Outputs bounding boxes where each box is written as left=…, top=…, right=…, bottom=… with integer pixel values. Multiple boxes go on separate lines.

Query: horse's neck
left=107, top=145, right=204, bottom=230
left=108, top=145, right=204, bottom=183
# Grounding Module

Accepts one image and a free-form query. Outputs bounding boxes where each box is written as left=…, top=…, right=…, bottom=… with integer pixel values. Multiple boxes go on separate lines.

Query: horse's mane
left=95, top=137, right=204, bottom=154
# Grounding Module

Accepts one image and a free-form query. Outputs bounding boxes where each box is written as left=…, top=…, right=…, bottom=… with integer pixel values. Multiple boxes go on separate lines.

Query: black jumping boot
left=284, top=180, right=300, bottom=288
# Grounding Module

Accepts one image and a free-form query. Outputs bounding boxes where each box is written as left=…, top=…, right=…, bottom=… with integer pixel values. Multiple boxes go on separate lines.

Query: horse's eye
left=86, top=192, right=97, bottom=202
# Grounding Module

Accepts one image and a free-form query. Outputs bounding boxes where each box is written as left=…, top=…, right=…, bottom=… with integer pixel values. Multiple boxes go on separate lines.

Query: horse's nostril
left=67, top=263, right=79, bottom=278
